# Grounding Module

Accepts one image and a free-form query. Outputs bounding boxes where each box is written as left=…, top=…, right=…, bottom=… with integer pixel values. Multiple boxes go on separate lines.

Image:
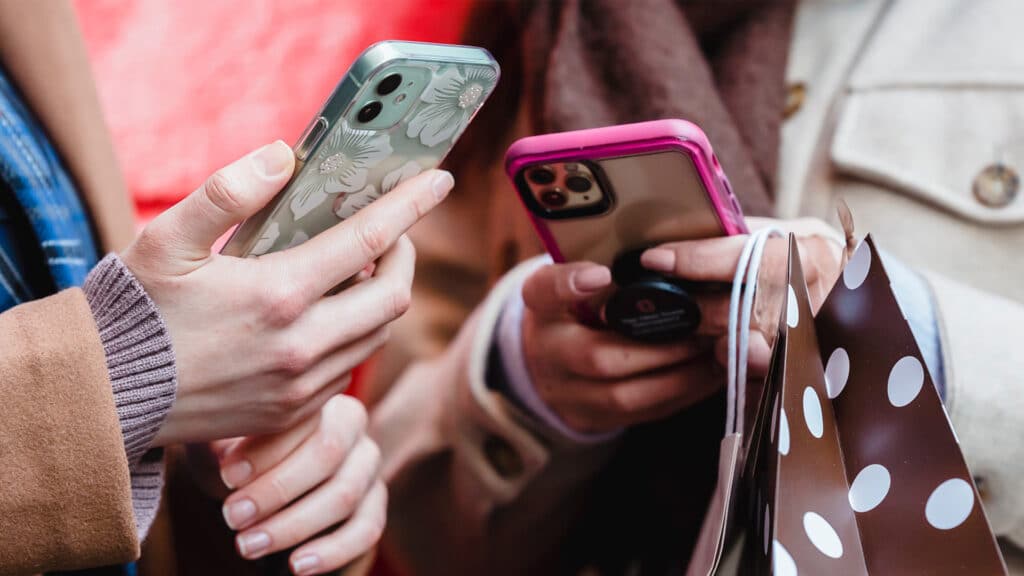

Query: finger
left=556, top=358, right=722, bottom=433
left=292, top=236, right=412, bottom=358
left=150, top=141, right=295, bottom=257
left=521, top=262, right=612, bottom=320
left=287, top=327, right=387, bottom=398
left=713, top=331, right=773, bottom=377
left=535, top=321, right=711, bottom=380
left=269, top=169, right=452, bottom=300
left=641, top=234, right=839, bottom=288
left=220, top=373, right=355, bottom=486
left=219, top=415, right=321, bottom=491
left=288, top=481, right=388, bottom=576
left=222, top=396, right=366, bottom=531
left=235, top=437, right=381, bottom=559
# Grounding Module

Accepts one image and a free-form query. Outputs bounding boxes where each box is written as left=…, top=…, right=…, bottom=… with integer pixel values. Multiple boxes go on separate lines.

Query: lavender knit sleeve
left=83, top=254, right=177, bottom=541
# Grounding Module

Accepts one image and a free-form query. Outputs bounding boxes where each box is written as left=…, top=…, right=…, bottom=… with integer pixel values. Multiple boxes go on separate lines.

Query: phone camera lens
left=565, top=174, right=592, bottom=193
left=540, top=189, right=567, bottom=207
left=357, top=101, right=382, bottom=123
left=377, top=74, right=403, bottom=96
left=528, top=167, right=556, bottom=185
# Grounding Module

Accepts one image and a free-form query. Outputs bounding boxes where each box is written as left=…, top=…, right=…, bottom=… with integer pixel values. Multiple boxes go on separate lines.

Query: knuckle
left=584, top=348, right=615, bottom=378
left=607, top=386, right=639, bottom=414
left=273, top=341, right=316, bottom=377
left=316, top=416, right=349, bottom=464
left=332, top=484, right=359, bottom=515
left=262, top=284, right=305, bottom=326
left=387, top=284, right=413, bottom=319
left=279, top=380, right=317, bottom=412
left=267, top=474, right=291, bottom=507
left=354, top=219, right=389, bottom=258
left=203, top=171, right=244, bottom=215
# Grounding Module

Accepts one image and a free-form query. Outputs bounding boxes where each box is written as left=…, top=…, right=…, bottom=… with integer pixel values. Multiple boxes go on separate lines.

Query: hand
left=121, top=141, right=454, bottom=444
left=520, top=262, right=721, bottom=435
left=639, top=217, right=844, bottom=378
left=219, top=395, right=385, bottom=575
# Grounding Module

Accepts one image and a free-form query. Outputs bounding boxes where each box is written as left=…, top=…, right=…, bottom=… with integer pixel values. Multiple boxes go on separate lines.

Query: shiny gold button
left=973, top=163, right=1019, bottom=208
left=784, top=82, right=807, bottom=119
left=483, top=435, right=524, bottom=478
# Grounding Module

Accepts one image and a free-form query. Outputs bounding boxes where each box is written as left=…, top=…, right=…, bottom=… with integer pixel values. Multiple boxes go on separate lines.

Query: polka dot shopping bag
left=687, top=235, right=1007, bottom=575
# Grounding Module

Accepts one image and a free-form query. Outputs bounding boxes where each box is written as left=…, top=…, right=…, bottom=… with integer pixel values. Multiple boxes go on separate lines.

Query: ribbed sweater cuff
left=84, top=253, right=177, bottom=539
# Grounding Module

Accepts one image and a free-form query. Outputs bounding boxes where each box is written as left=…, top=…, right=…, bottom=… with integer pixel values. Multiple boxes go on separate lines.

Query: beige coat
left=0, top=1, right=140, bottom=573
left=367, top=0, right=1024, bottom=574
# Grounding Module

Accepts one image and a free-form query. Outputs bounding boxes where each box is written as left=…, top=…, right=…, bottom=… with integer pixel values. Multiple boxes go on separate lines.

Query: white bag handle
left=725, top=227, right=782, bottom=436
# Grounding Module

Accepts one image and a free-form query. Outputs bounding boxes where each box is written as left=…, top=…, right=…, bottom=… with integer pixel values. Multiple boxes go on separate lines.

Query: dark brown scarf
left=522, top=0, right=794, bottom=216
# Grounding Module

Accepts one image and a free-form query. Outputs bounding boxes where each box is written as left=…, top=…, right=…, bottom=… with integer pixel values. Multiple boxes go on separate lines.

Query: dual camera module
left=356, top=73, right=404, bottom=124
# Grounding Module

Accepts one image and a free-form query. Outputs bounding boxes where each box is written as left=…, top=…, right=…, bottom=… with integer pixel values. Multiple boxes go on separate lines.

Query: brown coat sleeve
left=0, top=290, right=137, bottom=574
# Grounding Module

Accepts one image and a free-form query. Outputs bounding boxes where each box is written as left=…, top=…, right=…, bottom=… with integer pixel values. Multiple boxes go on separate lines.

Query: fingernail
left=571, top=266, right=612, bottom=292
left=220, top=459, right=252, bottom=489
left=223, top=498, right=257, bottom=529
left=641, top=248, right=676, bottom=272
left=251, top=140, right=293, bottom=180
left=237, top=530, right=271, bottom=558
left=291, top=554, right=321, bottom=575
left=431, top=170, right=454, bottom=200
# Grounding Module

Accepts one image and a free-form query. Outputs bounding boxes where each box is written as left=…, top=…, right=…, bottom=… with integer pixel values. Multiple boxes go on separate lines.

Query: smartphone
left=505, top=119, right=748, bottom=336
left=221, top=40, right=500, bottom=257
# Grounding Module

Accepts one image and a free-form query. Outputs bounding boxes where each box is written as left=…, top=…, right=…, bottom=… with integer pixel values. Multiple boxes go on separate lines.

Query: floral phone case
left=221, top=41, right=499, bottom=257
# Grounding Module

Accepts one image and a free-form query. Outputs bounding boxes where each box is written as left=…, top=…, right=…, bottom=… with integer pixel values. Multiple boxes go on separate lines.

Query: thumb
left=148, top=141, right=295, bottom=258
left=521, top=261, right=612, bottom=320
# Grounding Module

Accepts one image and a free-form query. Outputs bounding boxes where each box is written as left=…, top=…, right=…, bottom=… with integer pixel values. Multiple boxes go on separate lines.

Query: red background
left=74, top=0, right=472, bottom=223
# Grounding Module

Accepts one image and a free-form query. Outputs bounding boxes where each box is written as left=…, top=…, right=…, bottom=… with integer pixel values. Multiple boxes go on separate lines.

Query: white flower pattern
left=406, top=65, right=495, bottom=147
left=333, top=160, right=423, bottom=220
left=289, top=120, right=392, bottom=220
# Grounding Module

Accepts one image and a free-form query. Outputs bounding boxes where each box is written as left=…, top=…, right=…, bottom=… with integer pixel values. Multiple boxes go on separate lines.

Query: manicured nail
left=571, top=266, right=612, bottom=292
left=641, top=248, right=676, bottom=273
left=251, top=140, right=293, bottom=180
left=291, top=554, right=322, bottom=575
left=220, top=459, right=252, bottom=489
left=237, top=530, right=271, bottom=558
left=223, top=498, right=257, bottom=529
left=432, top=170, right=455, bottom=200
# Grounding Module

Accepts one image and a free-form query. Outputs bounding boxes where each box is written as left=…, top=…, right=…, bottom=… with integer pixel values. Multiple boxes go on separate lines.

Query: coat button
left=972, top=163, right=1019, bottom=207
left=483, top=435, right=524, bottom=478
left=784, top=82, right=807, bottom=119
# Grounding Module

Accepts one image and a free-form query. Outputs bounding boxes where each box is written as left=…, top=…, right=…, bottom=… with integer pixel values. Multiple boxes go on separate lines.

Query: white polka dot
left=803, top=387, right=824, bottom=439
left=887, top=356, right=924, bottom=408
left=843, top=242, right=872, bottom=290
left=825, top=348, right=850, bottom=399
left=773, top=540, right=798, bottom=576
left=770, top=394, right=779, bottom=444
left=778, top=408, right=790, bottom=455
left=848, top=464, right=891, bottom=513
left=764, top=503, right=771, bottom=555
left=926, top=478, right=975, bottom=530
left=786, top=284, right=799, bottom=328
left=803, top=512, right=844, bottom=558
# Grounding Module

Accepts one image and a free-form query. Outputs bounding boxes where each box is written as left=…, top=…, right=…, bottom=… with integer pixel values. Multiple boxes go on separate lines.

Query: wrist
left=84, top=253, right=178, bottom=463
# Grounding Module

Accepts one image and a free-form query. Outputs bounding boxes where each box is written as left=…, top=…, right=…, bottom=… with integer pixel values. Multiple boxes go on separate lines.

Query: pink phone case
left=505, top=119, right=748, bottom=269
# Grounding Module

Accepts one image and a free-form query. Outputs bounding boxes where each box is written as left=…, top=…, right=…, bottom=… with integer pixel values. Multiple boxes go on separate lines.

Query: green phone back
left=222, top=41, right=499, bottom=257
